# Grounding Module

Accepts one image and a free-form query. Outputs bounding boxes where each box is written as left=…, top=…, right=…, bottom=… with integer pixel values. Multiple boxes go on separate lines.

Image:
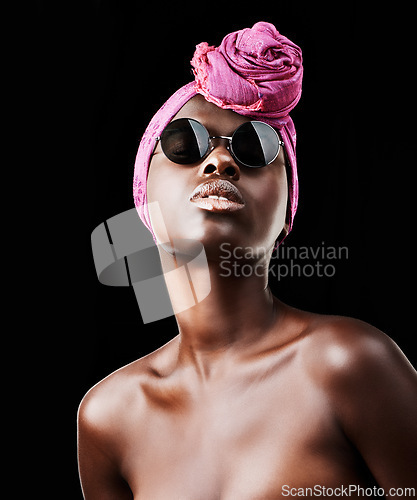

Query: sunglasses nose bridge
left=209, top=135, right=232, bottom=149
left=207, top=136, right=236, bottom=161
left=203, top=136, right=240, bottom=179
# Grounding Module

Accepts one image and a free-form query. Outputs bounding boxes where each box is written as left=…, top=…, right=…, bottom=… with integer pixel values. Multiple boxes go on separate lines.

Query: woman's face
left=147, top=95, right=288, bottom=258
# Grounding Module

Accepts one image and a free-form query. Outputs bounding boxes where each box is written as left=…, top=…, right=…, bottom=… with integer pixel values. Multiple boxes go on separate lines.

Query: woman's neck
left=157, top=241, right=279, bottom=377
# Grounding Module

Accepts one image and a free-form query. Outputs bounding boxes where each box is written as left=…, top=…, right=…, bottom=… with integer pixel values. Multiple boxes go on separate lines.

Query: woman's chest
left=120, top=373, right=362, bottom=499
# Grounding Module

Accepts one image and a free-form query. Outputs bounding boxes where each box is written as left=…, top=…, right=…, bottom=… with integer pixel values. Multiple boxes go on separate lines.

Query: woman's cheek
left=250, top=168, right=287, bottom=233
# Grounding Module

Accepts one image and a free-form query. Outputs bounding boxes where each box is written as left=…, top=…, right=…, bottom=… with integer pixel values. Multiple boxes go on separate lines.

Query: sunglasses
left=155, top=118, right=284, bottom=168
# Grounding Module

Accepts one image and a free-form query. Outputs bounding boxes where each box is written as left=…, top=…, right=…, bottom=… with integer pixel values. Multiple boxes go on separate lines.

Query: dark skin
left=78, top=96, right=417, bottom=499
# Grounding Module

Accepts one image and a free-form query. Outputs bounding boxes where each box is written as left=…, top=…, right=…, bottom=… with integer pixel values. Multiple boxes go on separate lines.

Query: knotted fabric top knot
left=191, top=21, right=303, bottom=119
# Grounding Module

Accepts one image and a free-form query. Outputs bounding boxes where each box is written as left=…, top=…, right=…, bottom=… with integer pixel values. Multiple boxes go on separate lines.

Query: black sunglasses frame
left=155, top=118, right=284, bottom=169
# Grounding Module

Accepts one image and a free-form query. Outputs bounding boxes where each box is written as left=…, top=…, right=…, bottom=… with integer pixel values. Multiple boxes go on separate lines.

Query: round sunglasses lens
left=160, top=118, right=209, bottom=165
left=232, top=121, right=279, bottom=167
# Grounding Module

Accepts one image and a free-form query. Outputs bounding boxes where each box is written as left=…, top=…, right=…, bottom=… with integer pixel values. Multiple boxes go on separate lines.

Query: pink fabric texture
left=133, top=22, right=303, bottom=242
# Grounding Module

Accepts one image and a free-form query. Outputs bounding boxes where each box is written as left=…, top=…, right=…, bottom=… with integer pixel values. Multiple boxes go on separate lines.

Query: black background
left=34, top=1, right=415, bottom=497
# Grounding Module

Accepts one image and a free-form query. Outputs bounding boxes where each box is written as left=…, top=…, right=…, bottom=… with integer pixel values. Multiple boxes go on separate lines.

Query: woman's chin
left=172, top=228, right=275, bottom=264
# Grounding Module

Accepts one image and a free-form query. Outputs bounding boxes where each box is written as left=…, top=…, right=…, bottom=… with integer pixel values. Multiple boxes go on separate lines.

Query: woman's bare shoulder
left=78, top=335, right=180, bottom=432
left=282, top=303, right=417, bottom=398
left=282, top=304, right=417, bottom=482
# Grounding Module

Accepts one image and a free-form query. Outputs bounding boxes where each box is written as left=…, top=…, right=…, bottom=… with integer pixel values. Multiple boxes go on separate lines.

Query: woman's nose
left=201, top=141, right=240, bottom=180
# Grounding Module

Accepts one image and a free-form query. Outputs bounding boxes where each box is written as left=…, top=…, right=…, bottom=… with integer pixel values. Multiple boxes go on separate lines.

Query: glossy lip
left=189, top=179, right=245, bottom=213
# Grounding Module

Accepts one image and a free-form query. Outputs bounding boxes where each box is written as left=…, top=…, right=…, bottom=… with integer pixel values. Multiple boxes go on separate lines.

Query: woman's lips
left=189, top=179, right=245, bottom=212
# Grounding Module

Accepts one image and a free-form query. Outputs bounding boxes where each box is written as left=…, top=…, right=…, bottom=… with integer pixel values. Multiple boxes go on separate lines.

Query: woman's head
left=147, top=95, right=289, bottom=255
left=133, top=21, right=303, bottom=250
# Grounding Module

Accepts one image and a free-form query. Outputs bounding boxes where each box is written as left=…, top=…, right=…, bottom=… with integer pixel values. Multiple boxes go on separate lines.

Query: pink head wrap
left=133, top=21, right=303, bottom=242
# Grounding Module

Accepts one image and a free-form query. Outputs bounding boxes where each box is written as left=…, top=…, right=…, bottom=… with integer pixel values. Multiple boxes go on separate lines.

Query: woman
left=78, top=22, right=417, bottom=499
